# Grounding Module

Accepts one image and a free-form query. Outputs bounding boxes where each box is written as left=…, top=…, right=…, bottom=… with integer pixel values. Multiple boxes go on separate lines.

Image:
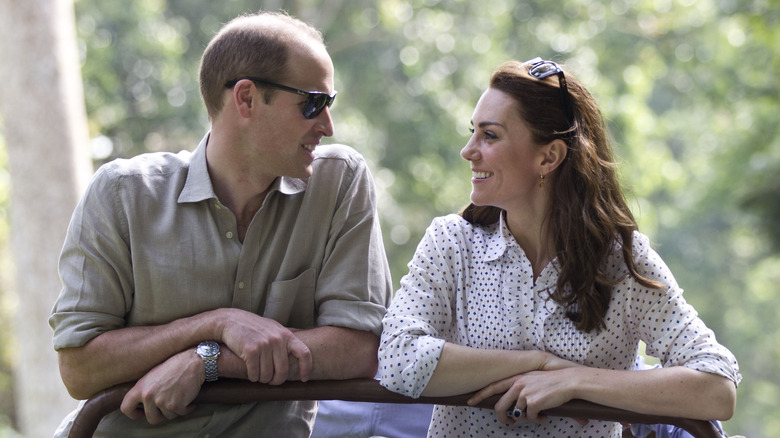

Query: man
left=49, top=11, right=391, bottom=437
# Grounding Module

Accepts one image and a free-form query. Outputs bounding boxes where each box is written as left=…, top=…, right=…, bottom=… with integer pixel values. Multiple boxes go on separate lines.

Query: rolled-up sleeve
left=378, top=218, right=456, bottom=398
left=49, top=165, right=133, bottom=350
left=631, top=233, right=741, bottom=386
left=310, top=149, right=392, bottom=336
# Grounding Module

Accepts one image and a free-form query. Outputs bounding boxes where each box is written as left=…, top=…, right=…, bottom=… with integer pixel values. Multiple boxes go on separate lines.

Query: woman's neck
left=505, top=209, right=554, bottom=281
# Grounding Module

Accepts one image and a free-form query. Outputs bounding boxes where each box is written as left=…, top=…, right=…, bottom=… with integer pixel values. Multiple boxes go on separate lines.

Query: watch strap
left=203, top=356, right=218, bottom=382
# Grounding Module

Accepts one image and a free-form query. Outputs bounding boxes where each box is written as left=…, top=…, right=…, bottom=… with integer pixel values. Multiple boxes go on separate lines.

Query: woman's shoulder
left=627, top=230, right=652, bottom=259
left=421, top=214, right=500, bottom=254
left=609, top=230, right=652, bottom=258
left=429, top=214, right=498, bottom=237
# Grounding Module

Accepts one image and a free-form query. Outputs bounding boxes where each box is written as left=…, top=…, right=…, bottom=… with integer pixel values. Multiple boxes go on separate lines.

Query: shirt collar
left=178, top=133, right=215, bottom=204
left=179, top=132, right=308, bottom=204
left=482, top=211, right=514, bottom=262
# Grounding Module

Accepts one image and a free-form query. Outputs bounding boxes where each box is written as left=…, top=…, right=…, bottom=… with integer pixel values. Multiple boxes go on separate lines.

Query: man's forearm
left=58, top=311, right=222, bottom=399
left=290, top=326, right=379, bottom=380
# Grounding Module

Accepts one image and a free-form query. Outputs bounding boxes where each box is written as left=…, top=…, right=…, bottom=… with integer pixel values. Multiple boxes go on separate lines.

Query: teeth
left=472, top=171, right=492, bottom=179
left=302, top=144, right=316, bottom=152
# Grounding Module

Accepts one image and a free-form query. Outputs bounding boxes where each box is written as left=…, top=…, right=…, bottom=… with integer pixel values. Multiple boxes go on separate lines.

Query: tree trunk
left=0, top=0, right=92, bottom=436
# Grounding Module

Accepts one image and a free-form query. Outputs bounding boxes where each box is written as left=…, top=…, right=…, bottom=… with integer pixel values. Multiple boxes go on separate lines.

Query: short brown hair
left=198, top=11, right=324, bottom=119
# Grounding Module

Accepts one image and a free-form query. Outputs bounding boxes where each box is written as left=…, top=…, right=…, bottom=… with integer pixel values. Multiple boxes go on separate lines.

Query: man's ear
left=231, top=80, right=255, bottom=118
left=540, top=139, right=568, bottom=173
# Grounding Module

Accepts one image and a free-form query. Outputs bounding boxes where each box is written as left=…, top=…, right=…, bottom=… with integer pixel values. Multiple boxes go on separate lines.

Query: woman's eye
left=469, top=127, right=498, bottom=140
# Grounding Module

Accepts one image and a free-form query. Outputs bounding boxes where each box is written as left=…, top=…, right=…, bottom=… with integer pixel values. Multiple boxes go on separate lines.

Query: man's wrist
left=196, top=341, right=221, bottom=382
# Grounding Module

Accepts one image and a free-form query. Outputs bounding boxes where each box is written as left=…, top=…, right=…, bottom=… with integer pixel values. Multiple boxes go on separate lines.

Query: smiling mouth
left=472, top=171, right=493, bottom=179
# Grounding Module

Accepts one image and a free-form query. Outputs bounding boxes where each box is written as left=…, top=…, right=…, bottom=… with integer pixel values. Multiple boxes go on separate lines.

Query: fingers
left=246, top=331, right=311, bottom=385
left=222, top=314, right=311, bottom=384
left=467, top=377, right=514, bottom=406
left=135, top=402, right=196, bottom=424
left=497, top=398, right=548, bottom=425
left=289, top=337, right=312, bottom=382
left=506, top=407, right=524, bottom=421
left=495, top=388, right=524, bottom=424
left=261, top=336, right=312, bottom=385
left=119, top=395, right=145, bottom=421
left=258, top=343, right=276, bottom=384
left=121, top=393, right=195, bottom=425
left=245, top=355, right=261, bottom=383
left=472, top=375, right=551, bottom=425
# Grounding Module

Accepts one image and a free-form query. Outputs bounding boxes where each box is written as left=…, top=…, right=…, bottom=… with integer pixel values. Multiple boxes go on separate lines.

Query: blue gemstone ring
left=506, top=407, right=523, bottom=418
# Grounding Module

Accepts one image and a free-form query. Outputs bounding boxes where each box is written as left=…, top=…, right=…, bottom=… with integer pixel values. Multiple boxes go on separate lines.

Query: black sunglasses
left=224, top=77, right=337, bottom=119
left=523, top=57, right=574, bottom=129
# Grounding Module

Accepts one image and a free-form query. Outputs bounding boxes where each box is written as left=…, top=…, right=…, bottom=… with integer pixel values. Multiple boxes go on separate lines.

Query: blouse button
left=225, top=231, right=234, bottom=239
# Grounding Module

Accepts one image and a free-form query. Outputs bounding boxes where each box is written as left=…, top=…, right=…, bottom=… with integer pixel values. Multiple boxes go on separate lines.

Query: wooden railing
left=68, top=378, right=724, bottom=438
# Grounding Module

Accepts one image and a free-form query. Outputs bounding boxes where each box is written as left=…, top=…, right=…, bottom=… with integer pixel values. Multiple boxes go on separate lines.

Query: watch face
left=197, top=341, right=219, bottom=357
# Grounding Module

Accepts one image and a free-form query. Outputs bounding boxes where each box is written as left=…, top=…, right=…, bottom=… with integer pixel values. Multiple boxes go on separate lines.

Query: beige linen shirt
left=50, top=133, right=392, bottom=437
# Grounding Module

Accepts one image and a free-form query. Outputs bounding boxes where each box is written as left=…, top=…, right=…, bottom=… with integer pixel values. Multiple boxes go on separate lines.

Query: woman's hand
left=467, top=367, right=583, bottom=425
left=538, top=352, right=581, bottom=371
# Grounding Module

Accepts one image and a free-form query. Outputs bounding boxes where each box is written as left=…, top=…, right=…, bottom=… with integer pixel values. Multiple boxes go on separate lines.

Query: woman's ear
left=540, top=139, right=568, bottom=173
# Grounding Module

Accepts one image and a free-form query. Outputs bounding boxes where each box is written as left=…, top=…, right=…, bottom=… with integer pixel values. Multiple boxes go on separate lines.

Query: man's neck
left=205, top=130, right=275, bottom=241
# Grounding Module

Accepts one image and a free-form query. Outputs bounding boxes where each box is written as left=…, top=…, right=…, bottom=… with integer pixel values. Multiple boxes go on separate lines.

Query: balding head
left=199, top=11, right=326, bottom=119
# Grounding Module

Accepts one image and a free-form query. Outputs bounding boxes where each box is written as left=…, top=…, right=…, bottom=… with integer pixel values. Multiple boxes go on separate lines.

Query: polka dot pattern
left=378, top=214, right=741, bottom=437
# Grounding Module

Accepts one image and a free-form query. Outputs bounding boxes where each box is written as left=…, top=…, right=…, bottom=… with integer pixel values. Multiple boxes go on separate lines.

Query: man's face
left=249, top=41, right=336, bottom=180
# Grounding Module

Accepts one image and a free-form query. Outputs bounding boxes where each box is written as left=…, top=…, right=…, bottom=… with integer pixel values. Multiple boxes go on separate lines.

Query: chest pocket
left=263, top=268, right=316, bottom=329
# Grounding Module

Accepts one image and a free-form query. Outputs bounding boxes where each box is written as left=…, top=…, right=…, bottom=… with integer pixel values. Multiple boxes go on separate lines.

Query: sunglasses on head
left=523, top=57, right=574, bottom=129
left=224, top=77, right=337, bottom=119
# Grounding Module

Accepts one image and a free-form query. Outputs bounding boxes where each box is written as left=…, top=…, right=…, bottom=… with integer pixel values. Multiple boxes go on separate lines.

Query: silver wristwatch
left=196, top=341, right=220, bottom=382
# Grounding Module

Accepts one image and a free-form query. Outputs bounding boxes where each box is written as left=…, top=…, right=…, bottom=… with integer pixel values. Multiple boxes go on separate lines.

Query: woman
left=377, top=58, right=741, bottom=437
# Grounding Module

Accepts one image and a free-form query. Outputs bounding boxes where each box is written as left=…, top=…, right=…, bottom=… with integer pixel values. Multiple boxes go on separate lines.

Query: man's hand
left=120, top=350, right=202, bottom=424
left=215, top=308, right=312, bottom=384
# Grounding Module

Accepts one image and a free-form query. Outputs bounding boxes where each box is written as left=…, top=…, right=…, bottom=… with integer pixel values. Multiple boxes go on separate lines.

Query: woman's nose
left=461, top=138, right=477, bottom=161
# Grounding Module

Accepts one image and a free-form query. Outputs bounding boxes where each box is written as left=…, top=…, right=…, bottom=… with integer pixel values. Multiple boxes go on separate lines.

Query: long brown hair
left=461, top=60, right=663, bottom=332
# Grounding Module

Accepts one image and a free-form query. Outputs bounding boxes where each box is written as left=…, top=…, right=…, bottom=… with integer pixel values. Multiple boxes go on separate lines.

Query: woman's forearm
left=422, top=343, right=550, bottom=396
left=568, top=366, right=737, bottom=420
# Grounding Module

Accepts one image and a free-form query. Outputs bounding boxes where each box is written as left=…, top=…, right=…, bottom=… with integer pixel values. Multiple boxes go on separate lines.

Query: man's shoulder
left=313, top=144, right=364, bottom=167
left=89, top=150, right=194, bottom=198
left=98, top=150, right=193, bottom=178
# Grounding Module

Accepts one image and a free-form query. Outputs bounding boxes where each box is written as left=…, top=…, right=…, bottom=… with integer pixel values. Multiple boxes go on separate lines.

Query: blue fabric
left=311, top=401, right=433, bottom=438
left=630, top=421, right=724, bottom=438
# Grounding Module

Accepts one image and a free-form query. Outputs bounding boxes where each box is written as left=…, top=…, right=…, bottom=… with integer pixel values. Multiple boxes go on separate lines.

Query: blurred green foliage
left=1, top=0, right=778, bottom=435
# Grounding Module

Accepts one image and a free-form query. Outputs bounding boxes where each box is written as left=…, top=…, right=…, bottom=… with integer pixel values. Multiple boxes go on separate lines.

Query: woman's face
left=461, top=88, right=546, bottom=213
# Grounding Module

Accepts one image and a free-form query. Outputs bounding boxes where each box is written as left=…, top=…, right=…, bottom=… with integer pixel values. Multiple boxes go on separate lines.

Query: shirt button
left=238, top=281, right=245, bottom=289
left=225, top=231, right=234, bottom=239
